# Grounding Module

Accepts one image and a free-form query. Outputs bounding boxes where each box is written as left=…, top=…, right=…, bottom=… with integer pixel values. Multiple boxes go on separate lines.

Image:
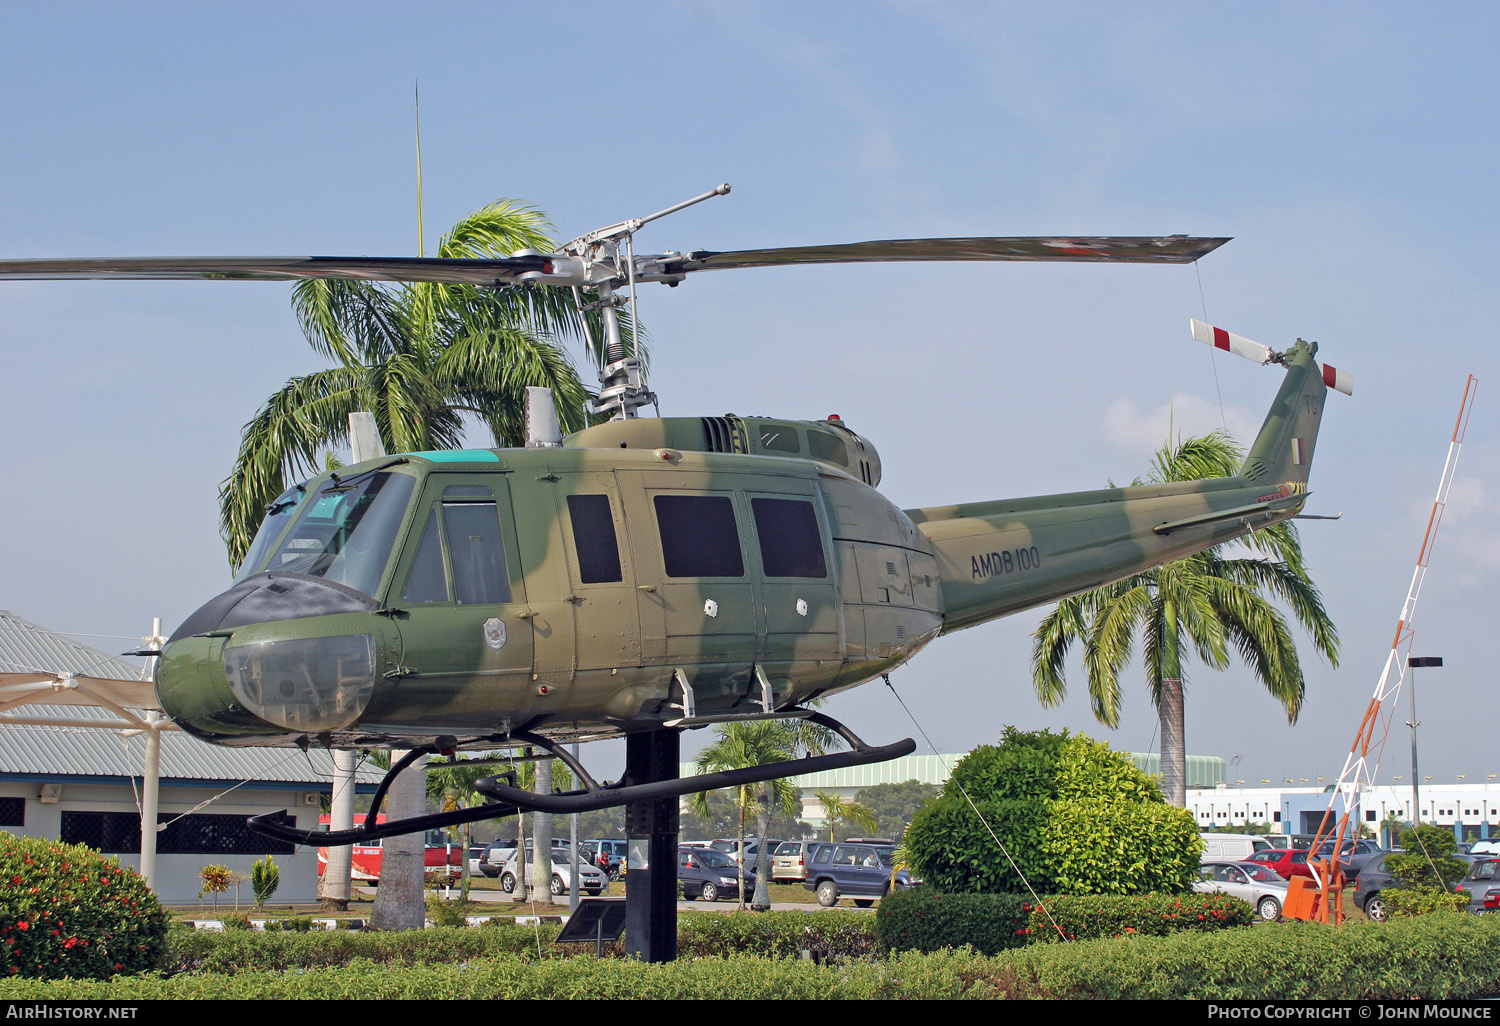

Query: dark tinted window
left=808, top=430, right=848, bottom=466
left=444, top=502, right=511, bottom=604
left=759, top=426, right=801, bottom=453
left=752, top=497, right=827, bottom=578
left=654, top=495, right=744, bottom=578
left=567, top=494, right=623, bottom=583
left=401, top=510, right=449, bottom=602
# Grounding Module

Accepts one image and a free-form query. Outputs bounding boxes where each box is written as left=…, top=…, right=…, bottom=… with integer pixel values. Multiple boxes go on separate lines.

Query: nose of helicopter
left=155, top=573, right=385, bottom=744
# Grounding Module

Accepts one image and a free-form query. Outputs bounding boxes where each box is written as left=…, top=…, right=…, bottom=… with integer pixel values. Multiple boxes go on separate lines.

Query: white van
left=1200, top=833, right=1276, bottom=861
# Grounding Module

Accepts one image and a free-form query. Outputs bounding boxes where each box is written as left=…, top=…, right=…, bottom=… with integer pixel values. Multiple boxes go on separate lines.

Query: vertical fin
left=1240, top=340, right=1325, bottom=487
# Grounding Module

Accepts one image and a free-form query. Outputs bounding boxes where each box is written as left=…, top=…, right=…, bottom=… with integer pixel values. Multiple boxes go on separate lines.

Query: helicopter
left=0, top=185, right=1349, bottom=845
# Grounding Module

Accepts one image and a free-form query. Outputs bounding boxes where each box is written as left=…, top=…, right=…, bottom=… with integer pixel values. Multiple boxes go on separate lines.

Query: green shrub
left=1387, top=824, right=1468, bottom=891
left=676, top=909, right=877, bottom=960
left=0, top=832, right=170, bottom=979
left=262, top=916, right=320, bottom=933
left=876, top=888, right=1032, bottom=954
left=250, top=856, right=279, bottom=908
left=904, top=728, right=1200, bottom=895
left=1027, top=892, right=1255, bottom=940
left=426, top=897, right=470, bottom=928
left=1382, top=887, right=1466, bottom=919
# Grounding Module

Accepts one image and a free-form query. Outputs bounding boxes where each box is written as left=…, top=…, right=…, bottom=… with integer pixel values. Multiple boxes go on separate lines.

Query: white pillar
left=140, top=711, right=161, bottom=889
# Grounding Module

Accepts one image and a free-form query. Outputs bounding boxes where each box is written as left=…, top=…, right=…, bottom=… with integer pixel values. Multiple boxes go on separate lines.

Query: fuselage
left=155, top=415, right=945, bottom=749
left=157, top=340, right=1325, bottom=752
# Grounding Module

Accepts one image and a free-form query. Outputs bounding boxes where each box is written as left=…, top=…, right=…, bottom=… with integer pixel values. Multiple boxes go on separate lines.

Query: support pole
left=140, top=711, right=161, bottom=889
left=624, top=729, right=679, bottom=963
left=320, top=750, right=356, bottom=910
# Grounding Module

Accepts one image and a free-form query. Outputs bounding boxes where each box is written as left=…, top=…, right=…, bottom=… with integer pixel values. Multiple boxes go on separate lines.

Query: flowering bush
left=0, top=832, right=169, bottom=979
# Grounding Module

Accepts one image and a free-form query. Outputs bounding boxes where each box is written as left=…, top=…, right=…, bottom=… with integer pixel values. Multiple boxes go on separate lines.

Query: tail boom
left=910, top=339, right=1334, bottom=633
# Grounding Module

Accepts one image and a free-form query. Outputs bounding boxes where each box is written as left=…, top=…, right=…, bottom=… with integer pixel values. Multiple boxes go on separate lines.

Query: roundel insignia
left=483, top=617, right=507, bottom=651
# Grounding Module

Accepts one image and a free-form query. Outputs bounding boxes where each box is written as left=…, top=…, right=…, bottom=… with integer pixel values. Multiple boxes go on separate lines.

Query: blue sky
left=1, top=2, right=1496, bottom=790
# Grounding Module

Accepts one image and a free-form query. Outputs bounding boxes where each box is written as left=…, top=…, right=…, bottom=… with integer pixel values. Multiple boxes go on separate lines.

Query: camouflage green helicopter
left=0, top=186, right=1349, bottom=845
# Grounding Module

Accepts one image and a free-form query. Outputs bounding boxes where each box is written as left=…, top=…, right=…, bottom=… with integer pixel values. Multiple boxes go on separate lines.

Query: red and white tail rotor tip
left=1190, top=318, right=1352, bottom=396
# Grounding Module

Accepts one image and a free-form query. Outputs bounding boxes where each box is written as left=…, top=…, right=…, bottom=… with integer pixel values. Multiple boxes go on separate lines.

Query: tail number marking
left=971, top=546, right=1041, bottom=581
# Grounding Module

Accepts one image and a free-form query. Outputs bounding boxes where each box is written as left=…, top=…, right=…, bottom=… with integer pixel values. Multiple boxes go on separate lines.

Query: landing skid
left=247, top=711, right=915, bottom=848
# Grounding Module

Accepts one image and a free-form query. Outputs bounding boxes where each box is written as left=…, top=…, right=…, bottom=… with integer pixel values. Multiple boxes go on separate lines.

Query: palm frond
left=218, top=367, right=368, bottom=569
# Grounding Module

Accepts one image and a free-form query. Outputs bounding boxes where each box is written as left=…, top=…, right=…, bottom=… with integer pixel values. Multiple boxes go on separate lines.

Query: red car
left=1242, top=848, right=1315, bottom=880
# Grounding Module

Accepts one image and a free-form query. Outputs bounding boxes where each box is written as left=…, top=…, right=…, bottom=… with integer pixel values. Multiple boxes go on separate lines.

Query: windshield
left=237, top=482, right=310, bottom=582
left=262, top=471, right=416, bottom=598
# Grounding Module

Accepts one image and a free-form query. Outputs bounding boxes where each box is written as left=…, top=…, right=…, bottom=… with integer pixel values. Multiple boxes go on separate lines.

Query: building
left=0, top=610, right=380, bottom=903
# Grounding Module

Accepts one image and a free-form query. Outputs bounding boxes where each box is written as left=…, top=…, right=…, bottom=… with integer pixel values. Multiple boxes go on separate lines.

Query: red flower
left=16, top=922, right=27, bottom=931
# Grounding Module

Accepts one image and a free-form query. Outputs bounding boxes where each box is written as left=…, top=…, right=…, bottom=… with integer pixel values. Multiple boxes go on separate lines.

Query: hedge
left=875, top=888, right=1254, bottom=953
left=6, top=915, right=1500, bottom=999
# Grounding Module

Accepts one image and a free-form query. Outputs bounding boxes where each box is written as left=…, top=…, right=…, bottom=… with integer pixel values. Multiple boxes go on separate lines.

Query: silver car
left=1194, top=860, right=1290, bottom=921
left=1456, top=858, right=1500, bottom=914
left=499, top=848, right=608, bottom=897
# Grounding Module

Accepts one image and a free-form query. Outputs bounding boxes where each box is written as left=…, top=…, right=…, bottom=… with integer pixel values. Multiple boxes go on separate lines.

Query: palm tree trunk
left=1160, top=601, right=1187, bottom=808
left=751, top=783, right=772, bottom=912
left=370, top=750, right=428, bottom=930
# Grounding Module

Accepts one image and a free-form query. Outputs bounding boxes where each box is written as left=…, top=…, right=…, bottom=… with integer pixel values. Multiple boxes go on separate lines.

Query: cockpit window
left=236, top=482, right=309, bottom=582
left=264, top=472, right=416, bottom=598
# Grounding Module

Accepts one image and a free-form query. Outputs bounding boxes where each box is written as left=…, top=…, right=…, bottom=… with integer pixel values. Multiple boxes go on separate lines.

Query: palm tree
left=690, top=719, right=835, bottom=909
left=815, top=789, right=878, bottom=842
left=218, top=200, right=607, bottom=570
left=1031, top=430, right=1339, bottom=807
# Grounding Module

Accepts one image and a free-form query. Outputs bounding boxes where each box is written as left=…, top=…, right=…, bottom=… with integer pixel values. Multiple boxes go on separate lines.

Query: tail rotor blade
left=1191, top=318, right=1353, bottom=396
left=1191, top=317, right=1274, bottom=365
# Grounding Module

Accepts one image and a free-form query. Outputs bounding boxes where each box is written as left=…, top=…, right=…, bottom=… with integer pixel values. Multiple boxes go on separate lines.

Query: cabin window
left=401, top=510, right=449, bottom=603
left=653, top=495, right=744, bottom=578
left=443, top=502, right=511, bottom=604
left=751, top=497, right=827, bottom=578
left=759, top=426, right=801, bottom=453
left=567, top=494, right=623, bottom=583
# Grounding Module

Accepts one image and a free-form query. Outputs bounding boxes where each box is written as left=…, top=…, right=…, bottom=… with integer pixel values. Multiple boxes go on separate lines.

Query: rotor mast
left=550, top=183, right=733, bottom=420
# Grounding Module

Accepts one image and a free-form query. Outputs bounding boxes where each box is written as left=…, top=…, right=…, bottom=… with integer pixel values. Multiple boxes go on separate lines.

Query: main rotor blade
left=665, top=235, right=1230, bottom=272
left=0, top=254, right=554, bottom=286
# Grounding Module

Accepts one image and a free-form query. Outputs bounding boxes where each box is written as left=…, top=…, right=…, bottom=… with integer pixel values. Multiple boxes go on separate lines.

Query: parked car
left=1308, top=838, right=1384, bottom=879
left=1354, top=852, right=1477, bottom=922
left=678, top=846, right=755, bottom=901
left=480, top=837, right=576, bottom=878
left=1200, top=833, right=1277, bottom=861
left=498, top=847, right=608, bottom=897
left=1455, top=858, right=1500, bottom=914
left=710, top=837, right=784, bottom=869
left=771, top=840, right=823, bottom=883
left=1242, top=848, right=1315, bottom=881
left=584, top=838, right=628, bottom=879
left=803, top=842, right=902, bottom=907
left=1194, top=860, right=1289, bottom=921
